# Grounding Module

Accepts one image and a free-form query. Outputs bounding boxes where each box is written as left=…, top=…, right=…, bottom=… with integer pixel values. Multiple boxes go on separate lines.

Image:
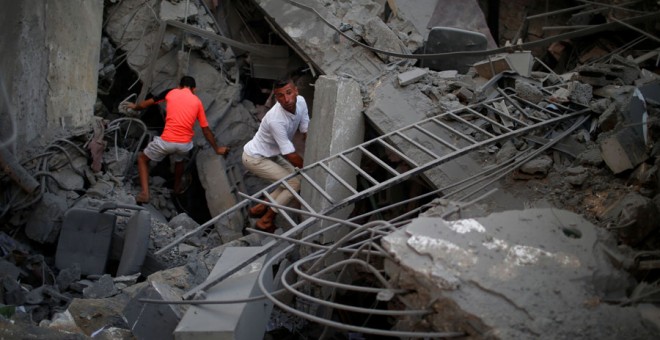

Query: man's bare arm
left=127, top=98, right=156, bottom=110
left=202, top=126, right=229, bottom=156
left=284, top=152, right=303, bottom=168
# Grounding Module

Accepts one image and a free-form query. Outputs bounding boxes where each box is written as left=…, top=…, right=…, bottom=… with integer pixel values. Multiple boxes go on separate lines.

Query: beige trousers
left=242, top=151, right=301, bottom=212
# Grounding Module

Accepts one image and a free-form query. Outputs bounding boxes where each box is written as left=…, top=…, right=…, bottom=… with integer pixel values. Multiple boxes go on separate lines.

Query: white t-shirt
left=244, top=96, right=309, bottom=157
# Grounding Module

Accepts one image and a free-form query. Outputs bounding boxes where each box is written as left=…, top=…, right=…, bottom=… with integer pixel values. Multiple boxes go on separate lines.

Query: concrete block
left=567, top=81, right=593, bottom=105
left=600, top=128, right=648, bottom=174
left=123, top=281, right=185, bottom=340
left=174, top=247, right=273, bottom=340
left=397, top=68, right=428, bottom=86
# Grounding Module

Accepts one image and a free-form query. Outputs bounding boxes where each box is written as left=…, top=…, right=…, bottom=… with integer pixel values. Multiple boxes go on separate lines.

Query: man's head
left=273, top=79, right=298, bottom=113
left=179, top=76, right=196, bottom=90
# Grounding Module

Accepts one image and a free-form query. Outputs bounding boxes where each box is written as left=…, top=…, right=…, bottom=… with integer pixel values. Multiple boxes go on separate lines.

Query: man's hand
left=215, top=146, right=230, bottom=156
left=284, top=152, right=303, bottom=169
left=126, top=102, right=137, bottom=110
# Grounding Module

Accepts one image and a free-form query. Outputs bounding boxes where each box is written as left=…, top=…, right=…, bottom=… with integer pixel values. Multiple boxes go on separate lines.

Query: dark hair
left=179, top=76, right=196, bottom=88
left=273, top=78, right=293, bottom=90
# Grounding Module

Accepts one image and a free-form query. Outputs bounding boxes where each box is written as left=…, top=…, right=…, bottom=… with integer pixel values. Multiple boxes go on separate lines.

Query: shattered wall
left=0, top=0, right=102, bottom=154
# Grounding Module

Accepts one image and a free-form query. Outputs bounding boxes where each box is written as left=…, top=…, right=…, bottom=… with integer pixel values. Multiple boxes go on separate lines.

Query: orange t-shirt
left=155, top=88, right=209, bottom=143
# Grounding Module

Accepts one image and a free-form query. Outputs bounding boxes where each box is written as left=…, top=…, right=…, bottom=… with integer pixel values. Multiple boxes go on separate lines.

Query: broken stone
left=123, top=281, right=185, bottom=340
left=56, top=264, right=81, bottom=291
left=41, top=310, right=85, bottom=335
left=25, top=286, right=45, bottom=305
left=86, top=180, right=114, bottom=199
left=25, top=192, right=67, bottom=244
left=567, top=81, right=593, bottom=106
left=362, top=17, right=405, bottom=63
left=0, top=258, right=21, bottom=281
left=607, top=192, right=659, bottom=246
left=103, top=147, right=131, bottom=177
left=549, top=87, right=570, bottom=103
left=628, top=163, right=657, bottom=191
left=184, top=34, right=206, bottom=50
left=564, top=166, right=589, bottom=186
left=600, top=129, right=648, bottom=174
left=495, top=140, right=518, bottom=164
left=520, top=154, right=553, bottom=177
left=2, top=276, right=26, bottom=305
left=160, top=0, right=199, bottom=21
left=82, top=275, right=118, bottom=299
left=162, top=32, right=179, bottom=52
left=515, top=79, right=544, bottom=104
left=397, top=68, right=427, bottom=86
left=67, top=296, right=128, bottom=336
left=576, top=147, right=604, bottom=166
left=48, top=167, right=85, bottom=196
left=454, top=87, right=474, bottom=103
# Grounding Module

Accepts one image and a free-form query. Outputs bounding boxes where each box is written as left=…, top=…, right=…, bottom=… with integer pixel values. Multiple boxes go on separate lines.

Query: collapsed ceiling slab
left=382, top=208, right=655, bottom=338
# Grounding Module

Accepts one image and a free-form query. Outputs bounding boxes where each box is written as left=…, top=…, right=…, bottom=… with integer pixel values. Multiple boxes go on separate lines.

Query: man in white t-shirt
left=242, top=79, right=310, bottom=232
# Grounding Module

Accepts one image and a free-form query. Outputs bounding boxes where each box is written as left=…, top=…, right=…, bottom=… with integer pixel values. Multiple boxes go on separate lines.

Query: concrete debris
left=602, top=192, right=659, bottom=246
left=382, top=209, right=656, bottom=339
left=519, top=154, right=553, bottom=177
left=3, top=0, right=660, bottom=338
left=398, top=67, right=428, bottom=86
left=123, top=281, right=186, bottom=340
left=175, top=247, right=274, bottom=339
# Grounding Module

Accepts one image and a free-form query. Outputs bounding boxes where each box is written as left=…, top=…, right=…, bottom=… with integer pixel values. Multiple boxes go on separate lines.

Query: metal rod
left=299, top=168, right=336, bottom=203
left=375, top=138, right=419, bottom=167
left=411, top=125, right=459, bottom=151
left=358, top=145, right=399, bottom=177
left=318, top=162, right=358, bottom=195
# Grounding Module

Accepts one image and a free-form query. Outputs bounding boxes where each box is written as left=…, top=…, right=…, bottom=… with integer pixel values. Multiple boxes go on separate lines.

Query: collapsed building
left=2, top=0, right=660, bottom=338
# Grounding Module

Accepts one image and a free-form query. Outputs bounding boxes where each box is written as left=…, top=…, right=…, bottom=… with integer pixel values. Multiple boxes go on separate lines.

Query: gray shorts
left=143, top=136, right=193, bottom=162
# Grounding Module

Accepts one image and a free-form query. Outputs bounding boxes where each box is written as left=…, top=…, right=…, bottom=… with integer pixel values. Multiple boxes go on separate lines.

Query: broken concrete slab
left=255, top=0, right=385, bottom=80
left=362, top=17, right=407, bottom=64
left=364, top=74, right=483, bottom=191
left=174, top=246, right=274, bottom=339
left=382, top=208, right=656, bottom=338
left=398, top=68, right=428, bottom=86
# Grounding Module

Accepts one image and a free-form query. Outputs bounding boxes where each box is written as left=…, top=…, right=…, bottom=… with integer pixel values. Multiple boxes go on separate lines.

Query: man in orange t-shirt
left=127, top=76, right=229, bottom=203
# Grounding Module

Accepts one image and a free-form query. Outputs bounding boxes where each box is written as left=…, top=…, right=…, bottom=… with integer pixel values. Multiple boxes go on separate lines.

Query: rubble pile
left=2, top=0, right=660, bottom=338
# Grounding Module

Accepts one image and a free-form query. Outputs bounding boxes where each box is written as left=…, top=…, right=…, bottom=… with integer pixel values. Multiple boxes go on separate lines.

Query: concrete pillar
left=0, top=0, right=102, bottom=154
left=45, top=0, right=102, bottom=133
left=302, top=76, right=364, bottom=244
